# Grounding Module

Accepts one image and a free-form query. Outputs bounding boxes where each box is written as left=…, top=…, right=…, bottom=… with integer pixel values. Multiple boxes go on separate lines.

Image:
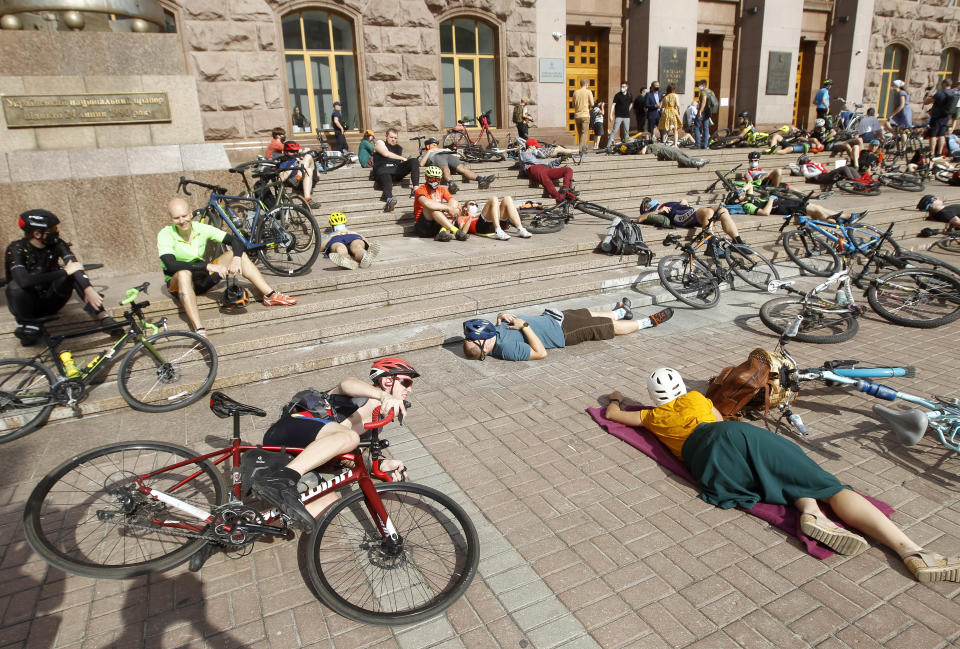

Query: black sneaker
left=454, top=227, right=469, bottom=241
left=188, top=542, right=219, bottom=572
left=613, top=297, right=633, bottom=320
left=448, top=181, right=460, bottom=194
left=14, top=324, right=41, bottom=346
left=251, top=467, right=316, bottom=532
left=478, top=175, right=496, bottom=189
left=383, top=197, right=398, bottom=213
left=641, top=307, right=674, bottom=329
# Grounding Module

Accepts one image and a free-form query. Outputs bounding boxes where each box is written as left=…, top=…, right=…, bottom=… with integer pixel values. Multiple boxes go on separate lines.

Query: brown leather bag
left=706, top=355, right=770, bottom=418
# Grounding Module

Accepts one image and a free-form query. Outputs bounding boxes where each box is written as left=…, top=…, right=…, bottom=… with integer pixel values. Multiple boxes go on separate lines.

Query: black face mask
left=41, top=230, right=60, bottom=246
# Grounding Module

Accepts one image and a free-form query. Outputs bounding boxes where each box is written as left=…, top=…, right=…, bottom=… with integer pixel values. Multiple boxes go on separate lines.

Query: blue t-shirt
left=491, top=315, right=566, bottom=361
left=814, top=87, right=830, bottom=110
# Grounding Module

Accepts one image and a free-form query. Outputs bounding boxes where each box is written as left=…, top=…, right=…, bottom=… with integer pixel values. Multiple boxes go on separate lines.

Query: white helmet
left=647, top=368, right=687, bottom=404
left=815, top=118, right=825, bottom=127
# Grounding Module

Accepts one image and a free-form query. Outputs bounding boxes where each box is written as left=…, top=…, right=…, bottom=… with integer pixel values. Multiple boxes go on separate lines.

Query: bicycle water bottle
left=600, top=217, right=622, bottom=252
left=59, top=352, right=80, bottom=378
left=85, top=351, right=106, bottom=371
left=835, top=288, right=849, bottom=305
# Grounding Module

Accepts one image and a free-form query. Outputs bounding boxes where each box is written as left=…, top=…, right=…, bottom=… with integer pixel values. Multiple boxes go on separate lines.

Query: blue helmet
left=463, top=318, right=498, bottom=341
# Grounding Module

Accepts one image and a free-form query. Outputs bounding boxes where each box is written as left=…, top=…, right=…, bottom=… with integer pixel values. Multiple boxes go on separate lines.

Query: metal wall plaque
left=658, top=47, right=687, bottom=94
left=2, top=92, right=171, bottom=128
left=766, top=51, right=792, bottom=96
left=539, top=58, right=564, bottom=83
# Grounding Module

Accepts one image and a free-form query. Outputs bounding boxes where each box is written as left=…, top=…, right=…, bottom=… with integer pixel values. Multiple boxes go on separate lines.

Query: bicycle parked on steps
left=23, top=391, right=478, bottom=626
left=441, top=108, right=504, bottom=161
left=516, top=189, right=634, bottom=234
left=0, top=283, right=217, bottom=443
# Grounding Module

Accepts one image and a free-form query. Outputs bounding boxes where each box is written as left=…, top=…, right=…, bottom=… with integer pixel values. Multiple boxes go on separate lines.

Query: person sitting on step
left=372, top=128, right=421, bottom=212
left=320, top=211, right=380, bottom=270
left=413, top=166, right=466, bottom=242
left=519, top=139, right=575, bottom=203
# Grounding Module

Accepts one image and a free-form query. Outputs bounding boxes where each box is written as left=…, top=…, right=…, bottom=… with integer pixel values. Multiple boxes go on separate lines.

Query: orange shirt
left=413, top=184, right=452, bottom=221
left=266, top=138, right=284, bottom=158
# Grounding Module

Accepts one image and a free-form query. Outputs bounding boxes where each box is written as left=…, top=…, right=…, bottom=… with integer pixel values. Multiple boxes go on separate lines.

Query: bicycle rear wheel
left=836, top=179, right=881, bottom=196
left=725, top=245, right=780, bottom=290
left=117, top=332, right=218, bottom=412
left=255, top=204, right=321, bottom=275
left=783, top=229, right=840, bottom=276
left=867, top=269, right=960, bottom=328
left=0, top=359, right=55, bottom=444
left=321, top=154, right=350, bottom=172
left=657, top=254, right=720, bottom=308
left=441, top=131, right=468, bottom=151
left=879, top=173, right=924, bottom=192
left=484, top=129, right=499, bottom=151
left=759, top=295, right=860, bottom=343
left=935, top=233, right=960, bottom=253
left=574, top=201, right=630, bottom=221
left=304, top=482, right=479, bottom=626
left=521, top=204, right=567, bottom=233
left=23, top=441, right=226, bottom=579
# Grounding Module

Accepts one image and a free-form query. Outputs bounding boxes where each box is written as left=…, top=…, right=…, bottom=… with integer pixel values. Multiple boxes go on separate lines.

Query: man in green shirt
left=159, top=198, right=297, bottom=337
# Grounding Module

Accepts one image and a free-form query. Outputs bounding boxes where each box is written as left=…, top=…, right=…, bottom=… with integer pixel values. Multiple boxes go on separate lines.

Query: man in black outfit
left=924, top=79, right=955, bottom=158
left=917, top=194, right=960, bottom=230
left=633, top=86, right=647, bottom=135
left=4, top=210, right=115, bottom=345
left=372, top=128, right=420, bottom=212
left=644, top=81, right=662, bottom=139
left=609, top=81, right=633, bottom=148
left=331, top=100, right=349, bottom=152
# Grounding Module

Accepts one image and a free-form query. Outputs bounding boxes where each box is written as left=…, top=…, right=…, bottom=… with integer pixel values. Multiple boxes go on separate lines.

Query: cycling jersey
left=801, top=161, right=828, bottom=179
left=4, top=238, right=76, bottom=288
left=263, top=392, right=370, bottom=447
left=157, top=222, right=238, bottom=282
left=412, top=184, right=453, bottom=221
left=744, top=168, right=767, bottom=182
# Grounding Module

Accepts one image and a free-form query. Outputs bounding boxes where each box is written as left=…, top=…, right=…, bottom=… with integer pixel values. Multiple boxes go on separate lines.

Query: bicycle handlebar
left=178, top=176, right=228, bottom=197
left=121, top=282, right=150, bottom=305
left=364, top=400, right=412, bottom=430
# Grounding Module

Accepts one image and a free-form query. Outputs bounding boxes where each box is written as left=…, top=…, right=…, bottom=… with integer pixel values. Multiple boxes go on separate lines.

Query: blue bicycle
left=779, top=210, right=901, bottom=276
left=178, top=176, right=321, bottom=276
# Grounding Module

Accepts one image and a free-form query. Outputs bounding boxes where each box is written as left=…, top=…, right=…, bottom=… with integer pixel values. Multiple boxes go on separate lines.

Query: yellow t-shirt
left=572, top=87, right=593, bottom=118
left=640, top=391, right=718, bottom=460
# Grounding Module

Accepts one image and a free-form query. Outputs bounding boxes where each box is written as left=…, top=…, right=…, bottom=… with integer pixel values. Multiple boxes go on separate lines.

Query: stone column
left=826, top=0, right=875, bottom=106
left=626, top=0, right=698, bottom=106
left=534, top=0, right=565, bottom=128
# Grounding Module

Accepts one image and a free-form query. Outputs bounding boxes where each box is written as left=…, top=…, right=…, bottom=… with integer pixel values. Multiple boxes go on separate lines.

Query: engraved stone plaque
left=2, top=93, right=171, bottom=128
left=766, top=51, right=792, bottom=96
left=658, top=47, right=687, bottom=94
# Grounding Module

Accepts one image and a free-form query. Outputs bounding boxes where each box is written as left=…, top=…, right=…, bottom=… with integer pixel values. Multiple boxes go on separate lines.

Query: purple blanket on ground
left=586, top=406, right=895, bottom=559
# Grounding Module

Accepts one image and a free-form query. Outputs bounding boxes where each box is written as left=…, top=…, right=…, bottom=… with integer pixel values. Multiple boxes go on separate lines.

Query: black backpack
left=704, top=89, right=719, bottom=116
left=599, top=217, right=654, bottom=266
left=281, top=388, right=332, bottom=419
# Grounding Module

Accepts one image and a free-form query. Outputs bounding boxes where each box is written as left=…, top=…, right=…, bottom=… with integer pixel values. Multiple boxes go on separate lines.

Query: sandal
left=903, top=550, right=960, bottom=583
left=799, top=513, right=869, bottom=556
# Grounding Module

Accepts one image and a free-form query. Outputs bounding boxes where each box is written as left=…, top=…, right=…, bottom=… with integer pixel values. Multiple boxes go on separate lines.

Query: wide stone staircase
left=7, top=142, right=959, bottom=422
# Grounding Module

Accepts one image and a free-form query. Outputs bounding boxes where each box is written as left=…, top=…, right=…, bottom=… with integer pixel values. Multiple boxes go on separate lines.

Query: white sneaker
left=516, top=227, right=533, bottom=238
left=494, top=229, right=511, bottom=240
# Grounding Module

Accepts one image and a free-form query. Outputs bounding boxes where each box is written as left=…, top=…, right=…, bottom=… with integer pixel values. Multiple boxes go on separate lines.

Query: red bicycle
left=835, top=169, right=925, bottom=196
left=441, top=108, right=503, bottom=161
left=23, top=391, right=479, bottom=626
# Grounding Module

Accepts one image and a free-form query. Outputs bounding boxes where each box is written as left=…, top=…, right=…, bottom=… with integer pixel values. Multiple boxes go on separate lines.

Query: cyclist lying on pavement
left=719, top=185, right=845, bottom=222
left=798, top=155, right=860, bottom=185
left=455, top=196, right=533, bottom=240
left=418, top=138, right=496, bottom=194
left=247, top=357, right=415, bottom=536
left=917, top=194, right=960, bottom=229
left=159, top=198, right=297, bottom=338
left=603, top=369, right=960, bottom=583
left=743, top=151, right=784, bottom=188
left=461, top=300, right=674, bottom=361
left=321, top=211, right=380, bottom=270
left=414, top=166, right=466, bottom=241
left=519, top=139, right=574, bottom=203
left=637, top=197, right=747, bottom=244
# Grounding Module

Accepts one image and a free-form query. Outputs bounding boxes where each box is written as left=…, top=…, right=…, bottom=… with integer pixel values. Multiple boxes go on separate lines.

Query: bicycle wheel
left=23, top=441, right=226, bottom=579
left=255, top=204, right=321, bottom=275
left=849, top=224, right=902, bottom=275
left=725, top=245, right=780, bottom=290
left=759, top=296, right=860, bottom=344
left=657, top=254, right=720, bottom=308
left=574, top=201, right=630, bottom=222
left=783, top=229, right=840, bottom=276
left=935, top=233, right=960, bottom=253
left=117, top=332, right=218, bottom=413
left=879, top=173, right=924, bottom=192
left=280, top=193, right=311, bottom=214
left=836, top=179, right=881, bottom=196
left=441, top=131, right=468, bottom=151
left=521, top=205, right=567, bottom=234
left=0, top=359, right=55, bottom=444
left=322, top=155, right=350, bottom=172
left=867, top=269, right=960, bottom=328
left=304, top=482, right=479, bottom=626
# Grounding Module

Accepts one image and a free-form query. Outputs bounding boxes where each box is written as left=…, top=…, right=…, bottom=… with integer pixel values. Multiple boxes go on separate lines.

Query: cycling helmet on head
left=329, top=211, right=347, bottom=227
left=424, top=137, right=438, bottom=146
left=814, top=118, right=825, bottom=128
left=18, top=209, right=59, bottom=232
left=737, top=111, right=750, bottom=120
left=647, top=368, right=687, bottom=405
left=463, top=318, right=498, bottom=341
left=747, top=151, right=761, bottom=161
left=283, top=141, right=301, bottom=155
left=917, top=194, right=938, bottom=211
left=370, top=357, right=420, bottom=384
left=423, top=165, right=443, bottom=179
left=798, top=155, right=811, bottom=165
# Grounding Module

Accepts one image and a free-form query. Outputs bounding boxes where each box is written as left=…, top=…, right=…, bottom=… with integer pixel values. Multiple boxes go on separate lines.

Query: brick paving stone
left=526, top=614, right=592, bottom=649
left=786, top=606, right=845, bottom=645
left=589, top=614, right=653, bottom=648
left=659, top=592, right=718, bottom=638
left=637, top=601, right=696, bottom=647
left=573, top=595, right=633, bottom=630
left=881, top=623, right=948, bottom=649
left=719, top=620, right=779, bottom=649
left=834, top=624, right=887, bottom=649
left=699, top=590, right=757, bottom=628
left=394, top=617, right=456, bottom=649
left=619, top=575, right=674, bottom=610
left=742, top=609, right=807, bottom=647
left=762, top=588, right=819, bottom=624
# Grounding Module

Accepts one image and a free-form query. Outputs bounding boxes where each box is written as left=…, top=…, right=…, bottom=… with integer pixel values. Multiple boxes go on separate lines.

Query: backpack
left=281, top=388, right=333, bottom=419
left=599, top=217, right=654, bottom=266
left=706, top=348, right=793, bottom=418
left=703, top=89, right=719, bottom=116
left=512, top=103, right=525, bottom=125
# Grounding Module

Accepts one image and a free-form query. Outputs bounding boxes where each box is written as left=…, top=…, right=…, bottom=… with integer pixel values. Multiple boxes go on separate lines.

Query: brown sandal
left=903, top=551, right=960, bottom=583
left=799, top=513, right=869, bottom=556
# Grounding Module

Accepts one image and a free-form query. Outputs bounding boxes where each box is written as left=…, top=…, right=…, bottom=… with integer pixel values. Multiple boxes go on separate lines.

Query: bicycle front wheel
left=782, top=229, right=840, bottom=276
left=935, top=233, right=960, bottom=253
left=441, top=131, right=468, bottom=151
left=836, top=179, right=881, bottom=196
left=304, top=482, right=479, bottom=626
left=879, top=172, right=924, bottom=192
left=867, top=269, right=960, bottom=328
left=521, top=205, right=567, bottom=234
left=23, top=441, right=226, bottom=579
left=255, top=204, right=321, bottom=275
left=117, top=332, right=218, bottom=412
left=574, top=201, right=630, bottom=221
left=759, top=296, right=860, bottom=343
left=657, top=254, right=720, bottom=308
left=726, top=245, right=780, bottom=290
left=0, top=359, right=55, bottom=444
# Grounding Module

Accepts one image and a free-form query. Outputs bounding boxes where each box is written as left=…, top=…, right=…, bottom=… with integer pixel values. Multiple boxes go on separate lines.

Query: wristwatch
left=520, top=322, right=529, bottom=329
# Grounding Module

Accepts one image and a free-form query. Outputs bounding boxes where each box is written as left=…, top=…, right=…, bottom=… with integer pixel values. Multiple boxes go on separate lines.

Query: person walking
left=814, top=79, right=832, bottom=120
left=572, top=79, right=595, bottom=149
left=658, top=84, right=683, bottom=146
left=694, top=79, right=716, bottom=149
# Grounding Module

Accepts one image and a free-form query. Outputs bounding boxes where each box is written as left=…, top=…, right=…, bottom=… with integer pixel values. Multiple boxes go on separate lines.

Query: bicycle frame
left=449, top=110, right=494, bottom=146
left=790, top=213, right=889, bottom=257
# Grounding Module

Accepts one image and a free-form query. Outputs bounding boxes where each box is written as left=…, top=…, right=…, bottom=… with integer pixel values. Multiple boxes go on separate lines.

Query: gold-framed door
left=566, top=29, right=600, bottom=133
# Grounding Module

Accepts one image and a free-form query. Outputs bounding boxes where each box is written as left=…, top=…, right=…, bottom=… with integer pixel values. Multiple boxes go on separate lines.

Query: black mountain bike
left=517, top=190, right=630, bottom=234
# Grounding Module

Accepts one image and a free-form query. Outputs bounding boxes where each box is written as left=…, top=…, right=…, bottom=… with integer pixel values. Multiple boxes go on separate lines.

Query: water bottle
left=600, top=217, right=622, bottom=252
left=297, top=471, right=320, bottom=493
left=59, top=352, right=80, bottom=378
left=85, top=351, right=106, bottom=371
left=835, top=288, right=849, bottom=305
left=244, top=209, right=257, bottom=232
left=787, top=411, right=808, bottom=435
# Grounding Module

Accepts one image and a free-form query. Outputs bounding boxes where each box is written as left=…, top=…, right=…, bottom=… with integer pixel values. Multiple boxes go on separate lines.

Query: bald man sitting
left=158, top=198, right=297, bottom=337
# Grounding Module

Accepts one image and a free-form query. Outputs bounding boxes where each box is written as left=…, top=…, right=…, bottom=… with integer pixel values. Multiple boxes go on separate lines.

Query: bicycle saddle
left=209, top=391, right=267, bottom=419
left=872, top=404, right=927, bottom=446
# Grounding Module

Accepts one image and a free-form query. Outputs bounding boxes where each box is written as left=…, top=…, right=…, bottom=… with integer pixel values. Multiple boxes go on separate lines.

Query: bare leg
left=822, top=490, right=922, bottom=557
left=287, top=422, right=360, bottom=476
left=348, top=238, right=366, bottom=262
left=440, top=165, right=453, bottom=184
left=169, top=269, right=205, bottom=331
left=588, top=311, right=640, bottom=334
left=483, top=196, right=502, bottom=229
left=231, top=251, right=275, bottom=296
left=804, top=203, right=832, bottom=220
left=499, top=195, right=523, bottom=228
left=457, top=164, right=479, bottom=181
left=766, top=169, right=782, bottom=187
left=425, top=208, right=457, bottom=230
left=328, top=242, right=348, bottom=256
left=301, top=155, right=315, bottom=200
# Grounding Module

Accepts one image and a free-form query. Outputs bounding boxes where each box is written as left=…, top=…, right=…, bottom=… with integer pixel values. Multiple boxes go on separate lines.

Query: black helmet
left=738, top=111, right=750, bottom=119
left=424, top=137, right=438, bottom=146
left=917, top=194, right=937, bottom=211
left=798, top=155, right=811, bottom=165
left=748, top=151, right=761, bottom=161
left=220, top=278, right=251, bottom=309
left=18, top=209, right=59, bottom=232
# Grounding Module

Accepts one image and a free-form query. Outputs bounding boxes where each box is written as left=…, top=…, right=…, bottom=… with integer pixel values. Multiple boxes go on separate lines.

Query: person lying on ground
left=603, top=369, right=960, bottom=583
left=455, top=196, right=533, bottom=240
left=637, top=197, right=746, bottom=243
left=159, top=198, right=297, bottom=338
left=461, top=300, right=674, bottom=362
left=321, top=211, right=380, bottom=270
left=917, top=194, right=960, bottom=230
left=418, top=138, right=496, bottom=194
left=799, top=155, right=861, bottom=185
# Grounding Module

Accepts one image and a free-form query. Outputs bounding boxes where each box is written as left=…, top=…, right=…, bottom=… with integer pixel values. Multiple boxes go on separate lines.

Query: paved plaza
left=1, top=285, right=960, bottom=649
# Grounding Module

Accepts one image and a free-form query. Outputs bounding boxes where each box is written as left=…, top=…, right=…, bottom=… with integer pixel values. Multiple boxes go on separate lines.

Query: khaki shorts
left=560, top=309, right=615, bottom=346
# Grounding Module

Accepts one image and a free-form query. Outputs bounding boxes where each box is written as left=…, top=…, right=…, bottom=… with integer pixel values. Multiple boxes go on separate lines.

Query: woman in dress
left=658, top=84, right=683, bottom=146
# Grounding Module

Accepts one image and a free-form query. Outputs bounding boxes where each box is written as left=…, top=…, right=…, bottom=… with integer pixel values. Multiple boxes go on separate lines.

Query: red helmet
left=370, top=357, right=420, bottom=384
left=283, top=141, right=301, bottom=155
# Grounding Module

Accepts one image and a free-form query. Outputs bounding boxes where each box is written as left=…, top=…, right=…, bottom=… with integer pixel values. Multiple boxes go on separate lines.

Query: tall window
left=282, top=10, right=359, bottom=133
left=877, top=44, right=908, bottom=118
left=938, top=48, right=960, bottom=85
left=440, top=18, right=497, bottom=128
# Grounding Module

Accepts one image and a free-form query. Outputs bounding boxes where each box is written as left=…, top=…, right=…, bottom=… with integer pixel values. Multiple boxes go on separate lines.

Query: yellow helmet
left=329, top=212, right=347, bottom=227
left=424, top=166, right=443, bottom=179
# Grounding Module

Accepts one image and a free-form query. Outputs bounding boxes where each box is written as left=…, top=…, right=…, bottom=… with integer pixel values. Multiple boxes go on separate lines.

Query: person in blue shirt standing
left=814, top=79, right=832, bottom=120
left=461, top=302, right=674, bottom=362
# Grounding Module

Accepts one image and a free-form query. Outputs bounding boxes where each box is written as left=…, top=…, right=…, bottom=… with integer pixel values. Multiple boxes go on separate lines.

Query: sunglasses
left=385, top=376, right=414, bottom=388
